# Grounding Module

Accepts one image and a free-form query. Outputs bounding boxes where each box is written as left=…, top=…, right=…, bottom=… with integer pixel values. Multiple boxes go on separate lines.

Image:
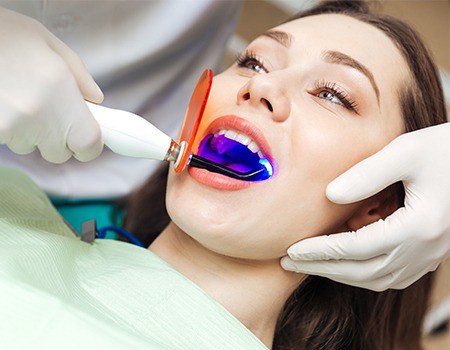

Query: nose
left=237, top=74, right=291, bottom=122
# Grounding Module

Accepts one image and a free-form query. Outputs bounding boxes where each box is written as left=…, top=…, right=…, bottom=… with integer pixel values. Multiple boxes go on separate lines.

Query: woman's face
left=166, top=14, right=408, bottom=259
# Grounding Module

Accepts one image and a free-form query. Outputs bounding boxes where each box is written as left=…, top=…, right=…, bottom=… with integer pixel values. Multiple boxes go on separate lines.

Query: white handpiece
left=86, top=102, right=172, bottom=161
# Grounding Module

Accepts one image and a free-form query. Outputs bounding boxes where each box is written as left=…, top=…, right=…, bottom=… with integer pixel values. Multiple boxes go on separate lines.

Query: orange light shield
left=174, top=69, right=213, bottom=173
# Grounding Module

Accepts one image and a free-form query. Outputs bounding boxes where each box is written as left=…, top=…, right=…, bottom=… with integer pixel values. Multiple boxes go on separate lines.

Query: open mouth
left=196, top=129, right=273, bottom=181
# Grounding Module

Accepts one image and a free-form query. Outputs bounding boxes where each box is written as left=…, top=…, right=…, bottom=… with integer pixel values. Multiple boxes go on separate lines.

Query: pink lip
left=187, top=115, right=274, bottom=191
left=188, top=168, right=252, bottom=191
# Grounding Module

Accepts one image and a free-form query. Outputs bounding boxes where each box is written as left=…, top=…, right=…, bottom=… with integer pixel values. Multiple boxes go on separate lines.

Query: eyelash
left=236, top=51, right=359, bottom=113
left=313, top=79, right=359, bottom=113
left=236, top=50, right=268, bottom=73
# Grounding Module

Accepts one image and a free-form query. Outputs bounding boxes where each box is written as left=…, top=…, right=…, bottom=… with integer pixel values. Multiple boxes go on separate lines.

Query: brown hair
left=120, top=1, right=447, bottom=349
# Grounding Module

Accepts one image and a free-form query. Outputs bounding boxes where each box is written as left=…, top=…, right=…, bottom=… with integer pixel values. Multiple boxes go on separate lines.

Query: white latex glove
left=0, top=7, right=104, bottom=163
left=281, top=122, right=450, bottom=291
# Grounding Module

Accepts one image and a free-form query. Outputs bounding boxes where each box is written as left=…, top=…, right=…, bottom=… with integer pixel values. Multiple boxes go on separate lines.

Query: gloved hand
left=281, top=122, right=450, bottom=291
left=0, top=7, right=104, bottom=163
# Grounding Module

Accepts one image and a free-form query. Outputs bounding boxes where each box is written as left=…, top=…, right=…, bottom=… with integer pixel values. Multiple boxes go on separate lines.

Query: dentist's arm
left=0, top=7, right=103, bottom=163
left=282, top=122, right=450, bottom=291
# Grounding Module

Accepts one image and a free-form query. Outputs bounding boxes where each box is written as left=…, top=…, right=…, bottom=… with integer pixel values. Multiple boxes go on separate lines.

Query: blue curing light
left=259, top=158, right=273, bottom=177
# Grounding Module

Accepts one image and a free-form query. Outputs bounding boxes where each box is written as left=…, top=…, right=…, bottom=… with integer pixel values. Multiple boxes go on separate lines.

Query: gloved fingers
left=390, top=264, right=439, bottom=290
left=281, top=254, right=390, bottom=284
left=38, top=137, right=73, bottom=164
left=286, top=230, right=381, bottom=261
left=326, top=137, right=412, bottom=204
left=0, top=116, right=13, bottom=144
left=391, top=274, right=422, bottom=290
left=284, top=255, right=437, bottom=291
left=288, top=207, right=416, bottom=261
left=321, top=270, right=401, bottom=291
left=281, top=255, right=419, bottom=291
left=287, top=220, right=387, bottom=261
left=46, top=32, right=103, bottom=104
left=37, top=79, right=103, bottom=163
left=0, top=113, right=37, bottom=154
left=66, top=110, right=103, bottom=162
left=66, top=99, right=103, bottom=162
left=5, top=133, right=36, bottom=155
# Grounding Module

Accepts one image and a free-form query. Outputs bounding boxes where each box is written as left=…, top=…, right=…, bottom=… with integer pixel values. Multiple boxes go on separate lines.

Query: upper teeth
left=215, top=129, right=263, bottom=157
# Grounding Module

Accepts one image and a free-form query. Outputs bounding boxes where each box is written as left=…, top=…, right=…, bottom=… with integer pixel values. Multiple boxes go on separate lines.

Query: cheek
left=294, top=118, right=382, bottom=185
left=277, top=119, right=382, bottom=238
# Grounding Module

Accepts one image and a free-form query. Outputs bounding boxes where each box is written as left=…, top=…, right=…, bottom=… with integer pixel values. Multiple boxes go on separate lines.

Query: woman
left=123, top=1, right=447, bottom=349
left=0, top=1, right=446, bottom=349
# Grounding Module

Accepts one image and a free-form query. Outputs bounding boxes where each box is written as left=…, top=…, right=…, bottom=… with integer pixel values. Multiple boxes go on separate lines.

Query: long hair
left=120, top=1, right=447, bottom=349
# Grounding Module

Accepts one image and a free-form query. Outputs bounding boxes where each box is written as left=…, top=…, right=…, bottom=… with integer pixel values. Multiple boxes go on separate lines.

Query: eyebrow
left=261, top=30, right=292, bottom=48
left=322, top=50, right=380, bottom=104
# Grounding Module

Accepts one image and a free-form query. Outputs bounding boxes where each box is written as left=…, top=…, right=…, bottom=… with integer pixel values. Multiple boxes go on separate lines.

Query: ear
left=345, top=188, right=401, bottom=231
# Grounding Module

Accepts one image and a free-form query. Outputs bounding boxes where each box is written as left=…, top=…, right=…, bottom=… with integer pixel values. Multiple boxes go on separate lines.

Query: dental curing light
left=87, top=69, right=272, bottom=182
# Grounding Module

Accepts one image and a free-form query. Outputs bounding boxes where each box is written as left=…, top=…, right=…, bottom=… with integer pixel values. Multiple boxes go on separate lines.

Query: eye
left=313, top=80, right=359, bottom=113
left=317, top=90, right=343, bottom=105
left=236, top=50, right=268, bottom=74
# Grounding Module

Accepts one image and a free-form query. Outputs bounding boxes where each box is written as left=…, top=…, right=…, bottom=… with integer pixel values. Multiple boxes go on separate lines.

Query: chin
left=167, top=194, right=287, bottom=260
left=165, top=169, right=295, bottom=260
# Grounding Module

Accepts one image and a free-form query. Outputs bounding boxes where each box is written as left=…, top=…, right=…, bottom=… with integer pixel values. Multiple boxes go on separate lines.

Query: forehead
left=272, top=14, right=409, bottom=106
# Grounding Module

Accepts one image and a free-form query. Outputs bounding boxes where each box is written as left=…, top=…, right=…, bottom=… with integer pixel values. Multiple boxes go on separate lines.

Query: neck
left=149, top=222, right=304, bottom=348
